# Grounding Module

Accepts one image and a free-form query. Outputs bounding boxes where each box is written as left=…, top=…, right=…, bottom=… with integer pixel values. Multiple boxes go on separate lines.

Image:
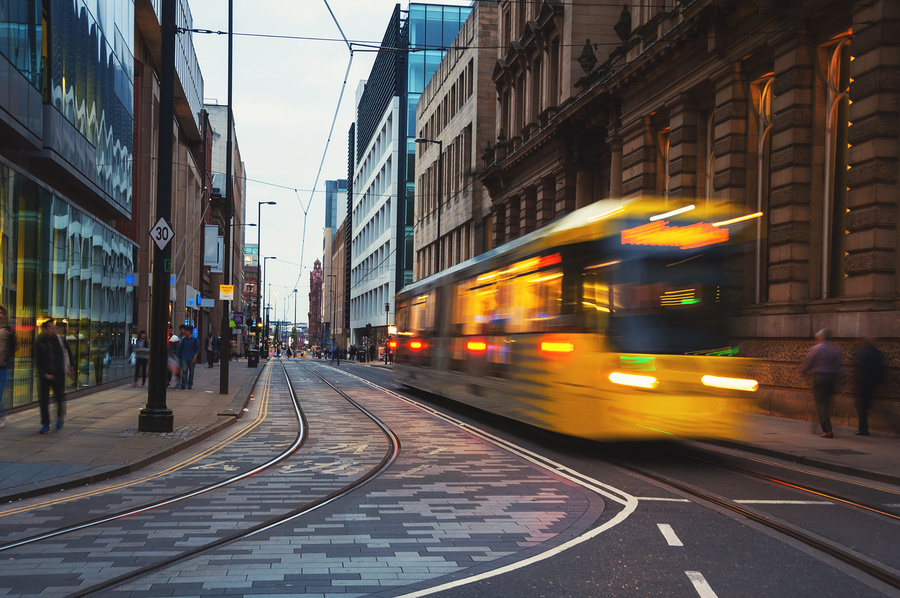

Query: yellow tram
left=394, top=199, right=760, bottom=441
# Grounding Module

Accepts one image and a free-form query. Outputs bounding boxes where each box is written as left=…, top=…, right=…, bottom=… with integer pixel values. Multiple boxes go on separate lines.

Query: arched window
left=822, top=34, right=851, bottom=299
left=753, top=75, right=774, bottom=303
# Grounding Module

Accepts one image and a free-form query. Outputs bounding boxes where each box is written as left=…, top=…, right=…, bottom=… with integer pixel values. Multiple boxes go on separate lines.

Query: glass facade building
left=0, top=0, right=137, bottom=409
left=0, top=161, right=135, bottom=410
left=44, top=0, right=135, bottom=213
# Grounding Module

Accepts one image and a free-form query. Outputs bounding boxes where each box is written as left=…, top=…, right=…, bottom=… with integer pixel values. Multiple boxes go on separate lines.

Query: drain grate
left=817, top=448, right=867, bottom=455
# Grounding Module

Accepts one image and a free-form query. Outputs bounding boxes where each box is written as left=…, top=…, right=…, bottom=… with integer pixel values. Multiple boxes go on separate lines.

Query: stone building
left=414, top=1, right=499, bottom=280
left=479, top=0, right=900, bottom=427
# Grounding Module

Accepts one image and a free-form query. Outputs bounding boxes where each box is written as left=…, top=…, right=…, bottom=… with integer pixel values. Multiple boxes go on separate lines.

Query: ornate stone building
left=480, top=0, right=900, bottom=427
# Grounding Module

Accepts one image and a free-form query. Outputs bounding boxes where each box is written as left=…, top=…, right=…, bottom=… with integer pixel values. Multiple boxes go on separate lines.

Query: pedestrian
left=0, top=306, right=13, bottom=427
left=167, top=333, right=181, bottom=387
left=854, top=337, right=886, bottom=436
left=800, top=328, right=843, bottom=438
left=133, top=330, right=149, bottom=387
left=206, top=333, right=216, bottom=368
left=176, top=325, right=200, bottom=389
left=35, top=319, right=73, bottom=434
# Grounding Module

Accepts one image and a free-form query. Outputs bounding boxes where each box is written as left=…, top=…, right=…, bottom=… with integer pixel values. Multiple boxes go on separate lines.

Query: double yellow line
left=0, top=366, right=274, bottom=518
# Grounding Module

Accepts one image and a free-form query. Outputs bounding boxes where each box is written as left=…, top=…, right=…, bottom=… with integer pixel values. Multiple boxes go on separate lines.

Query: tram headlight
left=701, top=375, right=758, bottom=392
left=609, top=372, right=659, bottom=389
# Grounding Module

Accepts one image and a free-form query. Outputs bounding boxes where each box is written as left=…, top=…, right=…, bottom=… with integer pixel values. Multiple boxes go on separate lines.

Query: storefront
left=0, top=161, right=136, bottom=410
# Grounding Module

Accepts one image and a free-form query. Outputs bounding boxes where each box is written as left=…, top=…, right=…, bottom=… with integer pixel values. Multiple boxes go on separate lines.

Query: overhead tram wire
left=288, top=0, right=355, bottom=296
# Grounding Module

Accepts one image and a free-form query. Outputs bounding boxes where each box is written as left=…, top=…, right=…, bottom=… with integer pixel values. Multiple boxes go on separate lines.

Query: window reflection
left=0, top=163, right=134, bottom=407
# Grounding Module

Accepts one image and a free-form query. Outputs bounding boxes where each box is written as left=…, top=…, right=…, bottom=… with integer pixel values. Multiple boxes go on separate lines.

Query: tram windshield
left=584, top=248, right=743, bottom=355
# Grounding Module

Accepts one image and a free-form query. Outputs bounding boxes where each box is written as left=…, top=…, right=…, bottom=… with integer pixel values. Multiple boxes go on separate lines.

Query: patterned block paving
left=0, top=363, right=606, bottom=597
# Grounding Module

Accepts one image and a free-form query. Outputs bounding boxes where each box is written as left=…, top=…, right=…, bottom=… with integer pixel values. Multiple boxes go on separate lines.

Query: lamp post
left=256, top=201, right=276, bottom=350
left=260, top=256, right=276, bottom=355
left=415, top=138, right=443, bottom=274
left=326, top=273, right=336, bottom=352
left=292, top=288, right=298, bottom=352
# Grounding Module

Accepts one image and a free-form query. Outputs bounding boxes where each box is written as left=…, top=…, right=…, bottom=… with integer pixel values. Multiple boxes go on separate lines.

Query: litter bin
left=247, top=349, right=259, bottom=368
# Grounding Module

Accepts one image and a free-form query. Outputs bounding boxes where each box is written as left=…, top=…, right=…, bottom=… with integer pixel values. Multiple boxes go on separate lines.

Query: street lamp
left=292, top=288, right=298, bottom=352
left=260, top=256, right=276, bottom=355
left=415, top=137, right=443, bottom=274
left=326, top=273, right=336, bottom=352
left=256, top=202, right=276, bottom=345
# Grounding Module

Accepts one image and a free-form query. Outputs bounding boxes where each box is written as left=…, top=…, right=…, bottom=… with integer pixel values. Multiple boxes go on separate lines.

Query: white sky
left=189, top=0, right=474, bottom=324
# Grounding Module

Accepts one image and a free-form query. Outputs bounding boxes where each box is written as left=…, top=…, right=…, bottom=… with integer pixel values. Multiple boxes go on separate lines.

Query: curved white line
left=319, top=364, right=641, bottom=597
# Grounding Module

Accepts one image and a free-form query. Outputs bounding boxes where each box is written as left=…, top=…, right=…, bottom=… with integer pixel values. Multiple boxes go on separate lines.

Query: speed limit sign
left=150, top=218, right=175, bottom=250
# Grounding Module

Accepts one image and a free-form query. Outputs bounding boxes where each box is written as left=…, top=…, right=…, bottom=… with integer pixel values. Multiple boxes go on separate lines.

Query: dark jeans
left=134, top=358, right=148, bottom=385
left=856, top=384, right=876, bottom=434
left=812, top=372, right=838, bottom=434
left=180, top=358, right=196, bottom=388
left=39, top=374, right=66, bottom=426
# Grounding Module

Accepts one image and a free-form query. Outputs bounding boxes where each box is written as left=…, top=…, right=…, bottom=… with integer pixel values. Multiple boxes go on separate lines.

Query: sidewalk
left=707, top=412, right=900, bottom=486
left=0, top=358, right=896, bottom=507
left=0, top=358, right=263, bottom=503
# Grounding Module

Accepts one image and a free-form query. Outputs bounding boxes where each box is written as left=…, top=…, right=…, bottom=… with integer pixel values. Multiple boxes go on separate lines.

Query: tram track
left=610, top=448, right=900, bottom=592
left=0, top=360, right=401, bottom=597
left=67, top=361, right=399, bottom=596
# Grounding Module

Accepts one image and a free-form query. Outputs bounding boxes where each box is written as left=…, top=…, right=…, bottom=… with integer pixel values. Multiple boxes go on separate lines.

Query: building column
left=843, top=2, right=899, bottom=309
left=608, top=134, right=623, bottom=197
left=536, top=176, right=555, bottom=227
left=506, top=196, right=521, bottom=240
left=621, top=116, right=657, bottom=196
left=667, top=94, right=699, bottom=200
left=520, top=186, right=537, bottom=234
left=766, top=35, right=814, bottom=307
left=555, top=168, right=577, bottom=218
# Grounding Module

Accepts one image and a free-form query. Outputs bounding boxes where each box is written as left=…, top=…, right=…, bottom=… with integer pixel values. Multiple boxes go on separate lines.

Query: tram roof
left=400, top=197, right=748, bottom=295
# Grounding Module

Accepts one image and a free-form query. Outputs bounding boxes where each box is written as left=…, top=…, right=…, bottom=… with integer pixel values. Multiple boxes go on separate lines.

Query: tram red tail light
left=388, top=340, right=398, bottom=349
left=466, top=341, right=487, bottom=352
left=409, top=340, right=423, bottom=350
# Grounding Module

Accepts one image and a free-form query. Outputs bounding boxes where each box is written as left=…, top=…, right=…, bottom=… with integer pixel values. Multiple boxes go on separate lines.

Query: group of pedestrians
left=165, top=325, right=200, bottom=390
left=800, top=328, right=887, bottom=438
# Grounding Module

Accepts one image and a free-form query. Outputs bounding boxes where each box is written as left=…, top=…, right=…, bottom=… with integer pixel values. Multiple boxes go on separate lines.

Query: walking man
left=176, top=325, right=200, bottom=389
left=800, top=328, right=843, bottom=438
left=133, top=330, right=149, bottom=387
left=35, top=319, right=73, bottom=434
left=854, top=337, right=885, bottom=436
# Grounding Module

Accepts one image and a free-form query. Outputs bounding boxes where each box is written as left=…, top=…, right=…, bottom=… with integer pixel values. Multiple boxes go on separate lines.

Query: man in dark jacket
left=176, top=325, right=200, bottom=389
left=854, top=337, right=886, bottom=436
left=35, top=319, right=73, bottom=434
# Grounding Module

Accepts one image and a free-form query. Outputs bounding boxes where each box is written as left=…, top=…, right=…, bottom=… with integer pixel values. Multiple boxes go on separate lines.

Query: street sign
left=220, top=284, right=235, bottom=300
left=150, top=218, right=175, bottom=250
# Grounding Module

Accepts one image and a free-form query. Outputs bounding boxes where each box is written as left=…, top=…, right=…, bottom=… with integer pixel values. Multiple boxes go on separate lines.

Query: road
left=1, top=359, right=897, bottom=597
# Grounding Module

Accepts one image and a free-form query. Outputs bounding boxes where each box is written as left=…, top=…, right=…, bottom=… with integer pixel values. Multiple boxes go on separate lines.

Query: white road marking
left=637, top=496, right=691, bottom=502
left=657, top=523, right=683, bottom=546
left=686, top=571, right=719, bottom=598
left=734, top=500, right=833, bottom=505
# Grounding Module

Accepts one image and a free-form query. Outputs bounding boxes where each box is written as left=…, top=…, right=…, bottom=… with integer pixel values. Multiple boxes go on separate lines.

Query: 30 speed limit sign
left=150, top=218, right=175, bottom=250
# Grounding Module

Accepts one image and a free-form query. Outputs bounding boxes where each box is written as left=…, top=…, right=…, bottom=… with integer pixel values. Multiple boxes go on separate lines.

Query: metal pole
left=293, top=289, right=297, bottom=351
left=219, top=0, right=234, bottom=394
left=139, top=0, right=176, bottom=432
left=437, top=139, right=443, bottom=273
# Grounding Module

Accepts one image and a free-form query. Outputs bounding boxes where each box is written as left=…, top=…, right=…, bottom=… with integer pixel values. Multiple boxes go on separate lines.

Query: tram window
left=504, top=269, right=563, bottom=333
left=454, top=278, right=497, bottom=336
left=409, top=291, right=436, bottom=335
left=581, top=273, right=611, bottom=332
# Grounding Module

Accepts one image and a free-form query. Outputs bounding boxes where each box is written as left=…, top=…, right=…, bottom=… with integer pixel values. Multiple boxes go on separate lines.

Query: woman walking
left=133, top=330, right=149, bottom=387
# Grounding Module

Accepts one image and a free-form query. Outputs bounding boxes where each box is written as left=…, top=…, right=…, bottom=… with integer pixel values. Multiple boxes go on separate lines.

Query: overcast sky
left=189, top=0, right=474, bottom=324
